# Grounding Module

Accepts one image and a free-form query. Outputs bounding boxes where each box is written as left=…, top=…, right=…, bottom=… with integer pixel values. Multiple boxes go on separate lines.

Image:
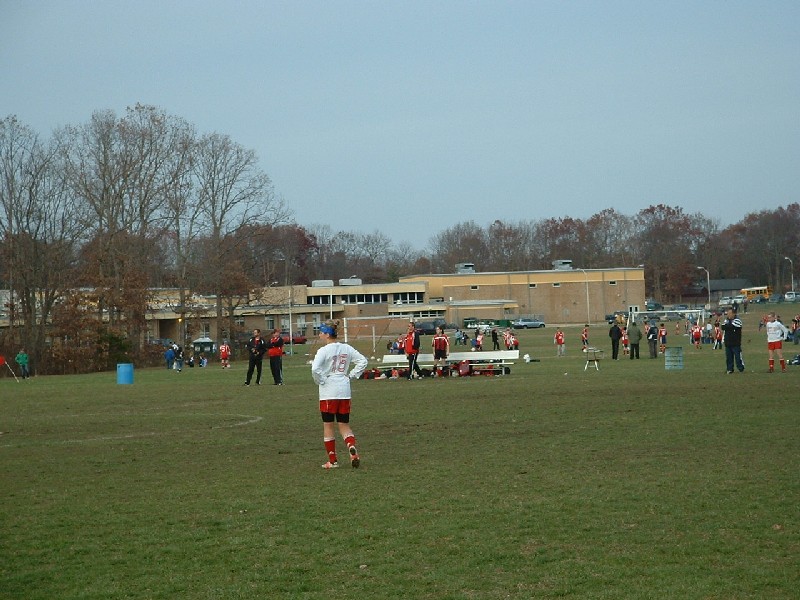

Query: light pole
left=697, top=266, right=711, bottom=306
left=785, top=256, right=795, bottom=292
left=578, top=268, right=590, bottom=324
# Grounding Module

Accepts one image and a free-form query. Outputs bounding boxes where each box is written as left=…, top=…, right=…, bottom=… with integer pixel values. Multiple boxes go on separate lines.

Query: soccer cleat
left=321, top=461, right=339, bottom=469
left=349, top=446, right=360, bottom=468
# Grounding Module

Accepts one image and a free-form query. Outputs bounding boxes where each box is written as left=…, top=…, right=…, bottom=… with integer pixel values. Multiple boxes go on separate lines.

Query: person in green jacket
left=15, top=349, right=30, bottom=379
left=627, top=322, right=642, bottom=360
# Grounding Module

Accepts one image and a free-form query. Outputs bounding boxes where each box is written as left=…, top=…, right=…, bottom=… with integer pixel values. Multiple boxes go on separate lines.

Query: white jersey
left=765, top=320, right=789, bottom=343
left=311, top=341, right=368, bottom=400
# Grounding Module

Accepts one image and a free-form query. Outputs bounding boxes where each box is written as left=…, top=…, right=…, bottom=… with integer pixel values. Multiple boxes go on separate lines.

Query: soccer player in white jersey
left=311, top=319, right=368, bottom=469
left=765, top=312, right=789, bottom=373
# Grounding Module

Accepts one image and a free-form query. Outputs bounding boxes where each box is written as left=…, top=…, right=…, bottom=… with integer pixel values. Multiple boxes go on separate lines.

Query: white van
left=732, top=294, right=747, bottom=304
left=784, top=291, right=798, bottom=302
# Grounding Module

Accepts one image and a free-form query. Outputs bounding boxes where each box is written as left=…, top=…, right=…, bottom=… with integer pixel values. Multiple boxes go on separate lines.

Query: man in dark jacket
left=721, top=308, right=745, bottom=373
left=646, top=322, right=659, bottom=358
left=244, top=328, right=267, bottom=385
left=608, top=323, right=622, bottom=359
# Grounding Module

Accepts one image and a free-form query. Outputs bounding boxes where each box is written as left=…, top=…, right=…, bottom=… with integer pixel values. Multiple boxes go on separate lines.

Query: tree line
left=2, top=107, right=798, bottom=374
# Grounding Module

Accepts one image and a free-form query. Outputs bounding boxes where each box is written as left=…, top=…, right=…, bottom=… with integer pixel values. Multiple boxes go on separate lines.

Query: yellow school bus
left=740, top=286, right=772, bottom=301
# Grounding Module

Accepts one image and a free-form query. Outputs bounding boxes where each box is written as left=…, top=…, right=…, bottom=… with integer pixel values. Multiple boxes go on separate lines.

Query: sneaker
left=243, top=382, right=250, bottom=386
left=726, top=371, right=734, bottom=374
left=349, top=446, right=360, bottom=468
left=321, top=461, right=339, bottom=469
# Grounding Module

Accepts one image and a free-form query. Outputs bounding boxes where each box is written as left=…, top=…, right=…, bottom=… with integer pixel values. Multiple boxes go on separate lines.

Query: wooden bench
left=379, top=350, right=519, bottom=376
left=583, top=347, right=604, bottom=371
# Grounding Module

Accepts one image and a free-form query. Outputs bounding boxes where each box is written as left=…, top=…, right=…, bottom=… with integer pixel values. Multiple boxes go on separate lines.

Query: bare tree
left=192, top=132, right=290, bottom=338
left=0, top=116, right=80, bottom=371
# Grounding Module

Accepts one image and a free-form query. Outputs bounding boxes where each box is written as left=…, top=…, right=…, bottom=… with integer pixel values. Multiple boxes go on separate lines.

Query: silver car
left=511, top=318, right=546, bottom=329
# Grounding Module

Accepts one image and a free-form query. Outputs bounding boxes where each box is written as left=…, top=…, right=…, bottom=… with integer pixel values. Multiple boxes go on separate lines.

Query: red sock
left=324, top=437, right=337, bottom=463
left=344, top=434, right=357, bottom=452
left=780, top=359, right=786, bottom=371
left=769, top=359, right=774, bottom=372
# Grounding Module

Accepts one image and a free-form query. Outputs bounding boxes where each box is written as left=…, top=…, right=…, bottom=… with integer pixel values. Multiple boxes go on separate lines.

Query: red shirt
left=432, top=333, right=449, bottom=352
left=404, top=331, right=419, bottom=355
left=554, top=331, right=564, bottom=345
left=219, top=344, right=231, bottom=359
left=267, top=334, right=284, bottom=357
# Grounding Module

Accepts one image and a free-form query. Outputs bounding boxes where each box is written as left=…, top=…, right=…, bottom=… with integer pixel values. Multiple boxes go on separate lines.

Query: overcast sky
left=2, top=1, right=798, bottom=249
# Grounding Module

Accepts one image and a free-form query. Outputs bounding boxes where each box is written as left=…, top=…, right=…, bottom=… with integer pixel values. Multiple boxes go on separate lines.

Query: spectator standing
left=267, top=329, right=285, bottom=385
left=431, top=326, right=450, bottom=377
left=764, top=312, right=789, bottom=373
left=219, top=340, right=231, bottom=368
left=609, top=322, right=622, bottom=360
left=721, top=308, right=745, bottom=373
left=174, top=345, right=184, bottom=372
left=404, top=322, right=423, bottom=379
left=627, top=321, right=642, bottom=359
left=15, top=348, right=30, bottom=379
left=646, top=323, right=658, bottom=358
left=491, top=328, right=500, bottom=350
left=164, top=346, right=175, bottom=369
left=311, top=319, right=368, bottom=469
left=554, top=328, right=565, bottom=357
left=244, top=328, right=267, bottom=385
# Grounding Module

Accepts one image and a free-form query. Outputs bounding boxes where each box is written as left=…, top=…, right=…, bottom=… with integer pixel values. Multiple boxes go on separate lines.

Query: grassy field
left=2, top=306, right=798, bottom=599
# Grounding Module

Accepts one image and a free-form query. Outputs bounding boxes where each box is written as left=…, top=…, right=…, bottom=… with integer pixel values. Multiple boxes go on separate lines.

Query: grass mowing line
left=0, top=413, right=264, bottom=449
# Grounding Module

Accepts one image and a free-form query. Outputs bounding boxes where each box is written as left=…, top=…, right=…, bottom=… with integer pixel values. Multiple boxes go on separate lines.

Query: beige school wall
left=142, top=267, right=646, bottom=346
left=401, top=267, right=646, bottom=325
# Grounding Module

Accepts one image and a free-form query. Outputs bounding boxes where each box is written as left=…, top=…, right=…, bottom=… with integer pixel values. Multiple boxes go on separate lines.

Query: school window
left=552, top=283, right=561, bottom=287
left=608, top=281, right=617, bottom=286
left=394, top=292, right=424, bottom=304
left=529, top=283, right=537, bottom=288
left=470, top=285, right=479, bottom=290
left=235, top=317, right=245, bottom=327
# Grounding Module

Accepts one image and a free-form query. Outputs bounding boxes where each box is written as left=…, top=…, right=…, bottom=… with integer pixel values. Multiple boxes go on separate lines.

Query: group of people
left=596, top=307, right=792, bottom=373
left=243, top=328, right=285, bottom=386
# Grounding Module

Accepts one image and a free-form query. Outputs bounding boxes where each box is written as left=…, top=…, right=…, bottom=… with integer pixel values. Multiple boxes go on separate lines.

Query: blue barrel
left=117, top=363, right=134, bottom=384
left=664, top=347, right=684, bottom=371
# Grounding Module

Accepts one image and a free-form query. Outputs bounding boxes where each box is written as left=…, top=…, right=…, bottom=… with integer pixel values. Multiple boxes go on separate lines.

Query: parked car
left=784, top=291, right=798, bottom=302
left=280, top=331, right=307, bottom=344
left=511, top=318, right=546, bottom=329
left=768, top=294, right=784, bottom=304
left=646, top=300, right=663, bottom=311
left=415, top=321, right=438, bottom=335
left=718, top=297, right=733, bottom=308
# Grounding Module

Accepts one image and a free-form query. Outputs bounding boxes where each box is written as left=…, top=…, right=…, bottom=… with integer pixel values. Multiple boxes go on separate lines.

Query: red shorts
left=320, top=399, right=351, bottom=415
left=768, top=341, right=783, bottom=351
